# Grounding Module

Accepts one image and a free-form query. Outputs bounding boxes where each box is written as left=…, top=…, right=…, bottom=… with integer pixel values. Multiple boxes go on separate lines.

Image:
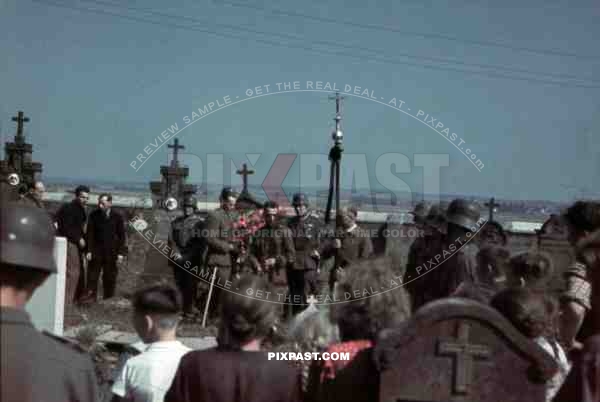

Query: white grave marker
left=26, top=236, right=67, bottom=336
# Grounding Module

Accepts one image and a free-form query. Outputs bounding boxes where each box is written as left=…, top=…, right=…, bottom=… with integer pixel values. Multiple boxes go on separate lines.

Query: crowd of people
left=2, top=185, right=600, bottom=402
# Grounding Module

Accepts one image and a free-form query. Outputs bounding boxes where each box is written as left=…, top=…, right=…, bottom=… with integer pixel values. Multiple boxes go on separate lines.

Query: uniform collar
left=0, top=306, right=33, bottom=326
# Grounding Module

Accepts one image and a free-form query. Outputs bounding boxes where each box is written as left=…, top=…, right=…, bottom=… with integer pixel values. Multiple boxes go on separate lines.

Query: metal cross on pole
left=325, top=92, right=345, bottom=292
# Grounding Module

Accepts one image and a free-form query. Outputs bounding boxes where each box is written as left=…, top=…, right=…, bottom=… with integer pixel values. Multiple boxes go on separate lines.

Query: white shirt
left=112, top=340, right=191, bottom=402
left=533, top=337, right=571, bottom=402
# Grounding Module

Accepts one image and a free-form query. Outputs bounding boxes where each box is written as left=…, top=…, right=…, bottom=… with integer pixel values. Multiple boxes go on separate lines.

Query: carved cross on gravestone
left=436, top=322, right=492, bottom=395
left=485, top=197, right=500, bottom=221
left=12, top=111, right=30, bottom=143
left=236, top=163, right=254, bottom=194
left=168, top=138, right=184, bottom=168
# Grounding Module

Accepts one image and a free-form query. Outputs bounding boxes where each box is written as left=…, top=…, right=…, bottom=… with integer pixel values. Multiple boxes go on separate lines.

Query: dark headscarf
left=554, top=335, right=600, bottom=402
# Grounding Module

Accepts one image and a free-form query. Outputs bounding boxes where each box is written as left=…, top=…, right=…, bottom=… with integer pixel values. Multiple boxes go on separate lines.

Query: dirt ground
left=64, top=230, right=306, bottom=400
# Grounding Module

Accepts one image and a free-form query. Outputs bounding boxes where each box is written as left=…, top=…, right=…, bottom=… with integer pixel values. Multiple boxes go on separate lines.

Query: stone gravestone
left=376, top=298, right=557, bottom=402
left=536, top=214, right=574, bottom=292
left=26, top=236, right=67, bottom=336
left=138, top=209, right=175, bottom=287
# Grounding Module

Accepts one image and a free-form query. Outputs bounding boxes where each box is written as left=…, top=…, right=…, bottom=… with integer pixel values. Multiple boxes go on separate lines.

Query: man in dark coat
left=83, top=193, right=127, bottom=302
left=287, top=193, right=324, bottom=315
left=1, top=202, right=100, bottom=402
left=54, top=185, right=90, bottom=306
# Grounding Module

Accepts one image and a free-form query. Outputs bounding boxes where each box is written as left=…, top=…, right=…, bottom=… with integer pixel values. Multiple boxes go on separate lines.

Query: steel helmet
left=183, top=195, right=197, bottom=208
left=1, top=202, right=57, bottom=273
left=220, top=187, right=238, bottom=201
left=292, top=193, right=308, bottom=207
left=446, top=199, right=481, bottom=231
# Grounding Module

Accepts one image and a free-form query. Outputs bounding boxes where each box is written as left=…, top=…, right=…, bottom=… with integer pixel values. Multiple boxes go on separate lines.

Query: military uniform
left=404, top=199, right=480, bottom=312
left=1, top=308, right=100, bottom=402
left=1, top=202, right=100, bottom=402
left=16, top=193, right=43, bottom=209
left=320, top=219, right=373, bottom=290
left=249, top=222, right=295, bottom=285
left=202, top=188, right=242, bottom=318
left=288, top=197, right=323, bottom=315
left=169, top=206, right=204, bottom=316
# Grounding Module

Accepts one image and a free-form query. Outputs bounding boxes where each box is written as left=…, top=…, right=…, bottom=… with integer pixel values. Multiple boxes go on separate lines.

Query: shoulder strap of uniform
left=42, top=330, right=89, bottom=354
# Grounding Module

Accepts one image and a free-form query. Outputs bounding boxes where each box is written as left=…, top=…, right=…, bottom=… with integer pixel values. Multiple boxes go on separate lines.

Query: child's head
left=475, top=245, right=510, bottom=287
left=491, top=288, right=549, bottom=339
left=132, top=285, right=183, bottom=343
left=507, top=252, right=553, bottom=289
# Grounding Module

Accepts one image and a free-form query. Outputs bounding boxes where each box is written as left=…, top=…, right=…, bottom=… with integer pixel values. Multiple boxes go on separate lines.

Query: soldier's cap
left=1, top=202, right=57, bottom=273
left=446, top=199, right=481, bottom=231
left=336, top=208, right=355, bottom=228
left=220, top=187, right=239, bottom=200
left=292, top=192, right=308, bottom=206
left=409, top=202, right=428, bottom=219
left=183, top=196, right=197, bottom=208
left=263, top=201, right=279, bottom=215
left=425, top=204, right=446, bottom=227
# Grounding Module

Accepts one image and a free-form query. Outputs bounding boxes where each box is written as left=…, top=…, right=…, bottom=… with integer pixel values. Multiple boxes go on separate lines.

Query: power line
left=219, top=0, right=600, bottom=62
left=77, top=0, right=600, bottom=85
left=33, top=0, right=600, bottom=89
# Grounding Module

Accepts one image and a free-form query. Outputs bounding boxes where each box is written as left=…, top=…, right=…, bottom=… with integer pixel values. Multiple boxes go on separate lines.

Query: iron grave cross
left=168, top=138, right=184, bottom=167
left=485, top=197, right=500, bottom=221
left=236, top=163, right=255, bottom=194
left=436, top=322, right=491, bottom=395
left=12, top=111, right=30, bottom=142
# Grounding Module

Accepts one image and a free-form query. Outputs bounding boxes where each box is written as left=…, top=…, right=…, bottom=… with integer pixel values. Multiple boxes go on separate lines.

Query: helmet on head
left=183, top=195, right=197, bottom=209
left=1, top=203, right=57, bottom=273
left=425, top=204, right=446, bottom=230
left=220, top=187, right=238, bottom=201
left=409, top=202, right=428, bottom=224
left=446, top=199, right=481, bottom=231
left=292, top=193, right=308, bottom=207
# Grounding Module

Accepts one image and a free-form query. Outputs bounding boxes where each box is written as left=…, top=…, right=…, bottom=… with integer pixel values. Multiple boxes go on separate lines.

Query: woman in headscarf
left=554, top=334, right=600, bottom=402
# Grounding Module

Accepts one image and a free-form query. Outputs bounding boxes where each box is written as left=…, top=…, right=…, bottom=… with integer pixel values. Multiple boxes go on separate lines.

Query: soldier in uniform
left=405, top=199, right=480, bottom=312
left=16, top=180, right=46, bottom=209
left=403, top=203, right=446, bottom=311
left=319, top=208, right=373, bottom=291
left=1, top=202, right=100, bottom=402
left=168, top=195, right=203, bottom=319
left=287, top=193, right=323, bottom=316
left=203, top=187, right=242, bottom=318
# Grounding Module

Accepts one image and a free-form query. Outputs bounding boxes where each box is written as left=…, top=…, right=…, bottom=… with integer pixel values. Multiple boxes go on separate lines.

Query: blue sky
left=2, top=0, right=599, bottom=202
